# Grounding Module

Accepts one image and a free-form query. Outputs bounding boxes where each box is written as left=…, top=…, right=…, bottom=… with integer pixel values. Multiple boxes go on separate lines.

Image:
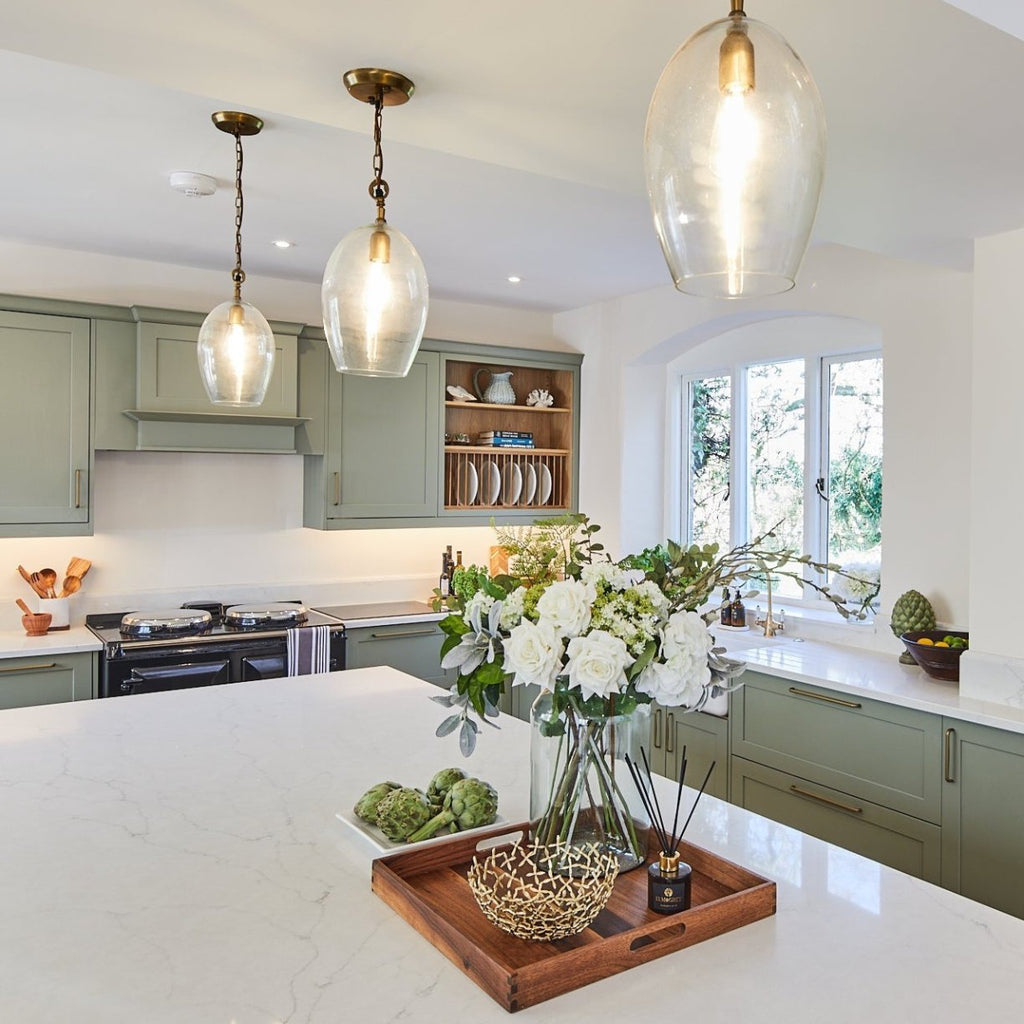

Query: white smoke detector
left=169, top=171, right=217, bottom=197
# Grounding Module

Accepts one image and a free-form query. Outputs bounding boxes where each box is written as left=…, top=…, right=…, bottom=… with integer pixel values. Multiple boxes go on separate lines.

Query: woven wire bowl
left=467, top=838, right=620, bottom=941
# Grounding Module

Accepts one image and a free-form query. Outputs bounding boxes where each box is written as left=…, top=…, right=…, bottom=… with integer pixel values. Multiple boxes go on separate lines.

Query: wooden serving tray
left=371, top=821, right=776, bottom=1012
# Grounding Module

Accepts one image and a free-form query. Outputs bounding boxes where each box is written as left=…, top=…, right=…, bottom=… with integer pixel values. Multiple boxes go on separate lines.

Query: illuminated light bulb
left=197, top=299, right=275, bottom=406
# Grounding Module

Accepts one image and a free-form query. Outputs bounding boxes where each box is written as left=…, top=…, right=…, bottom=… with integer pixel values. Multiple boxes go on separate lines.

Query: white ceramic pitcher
left=473, top=369, right=516, bottom=404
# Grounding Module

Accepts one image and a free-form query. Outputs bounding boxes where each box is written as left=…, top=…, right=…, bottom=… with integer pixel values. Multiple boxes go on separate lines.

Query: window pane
left=687, top=376, right=731, bottom=548
left=827, top=357, right=882, bottom=593
left=747, top=360, right=804, bottom=597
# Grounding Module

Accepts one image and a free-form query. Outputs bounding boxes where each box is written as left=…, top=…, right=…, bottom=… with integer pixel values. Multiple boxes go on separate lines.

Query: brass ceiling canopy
left=343, top=68, right=415, bottom=105
left=211, top=111, right=264, bottom=136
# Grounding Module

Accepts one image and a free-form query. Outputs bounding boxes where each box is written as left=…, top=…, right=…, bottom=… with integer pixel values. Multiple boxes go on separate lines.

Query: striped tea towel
left=287, top=625, right=332, bottom=676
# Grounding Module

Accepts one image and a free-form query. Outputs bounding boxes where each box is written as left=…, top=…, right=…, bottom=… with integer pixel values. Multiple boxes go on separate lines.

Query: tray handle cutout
left=629, top=922, right=687, bottom=956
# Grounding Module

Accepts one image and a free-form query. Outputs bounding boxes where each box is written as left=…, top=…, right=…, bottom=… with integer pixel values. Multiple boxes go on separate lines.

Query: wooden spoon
left=60, top=575, right=81, bottom=598
left=15, top=598, right=32, bottom=615
left=39, top=568, right=58, bottom=599
left=67, top=556, right=92, bottom=580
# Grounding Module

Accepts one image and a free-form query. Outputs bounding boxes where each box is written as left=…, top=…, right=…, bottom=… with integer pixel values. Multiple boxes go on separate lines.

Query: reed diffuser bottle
left=648, top=850, right=692, bottom=914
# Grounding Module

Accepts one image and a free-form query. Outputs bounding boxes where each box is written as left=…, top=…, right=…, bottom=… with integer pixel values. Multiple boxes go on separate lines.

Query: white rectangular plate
left=336, top=808, right=508, bottom=854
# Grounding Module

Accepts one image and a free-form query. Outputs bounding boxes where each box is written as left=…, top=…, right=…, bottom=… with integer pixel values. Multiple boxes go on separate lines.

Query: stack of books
left=477, top=430, right=535, bottom=448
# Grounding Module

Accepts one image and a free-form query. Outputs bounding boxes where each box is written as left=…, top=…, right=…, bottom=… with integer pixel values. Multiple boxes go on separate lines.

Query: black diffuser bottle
left=627, top=747, right=715, bottom=917
left=648, top=850, right=693, bottom=914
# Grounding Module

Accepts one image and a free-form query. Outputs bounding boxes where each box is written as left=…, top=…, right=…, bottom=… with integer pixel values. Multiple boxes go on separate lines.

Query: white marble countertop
left=726, top=635, right=1024, bottom=735
left=315, top=600, right=444, bottom=629
left=0, top=625, right=101, bottom=658
left=1, top=667, right=1022, bottom=1022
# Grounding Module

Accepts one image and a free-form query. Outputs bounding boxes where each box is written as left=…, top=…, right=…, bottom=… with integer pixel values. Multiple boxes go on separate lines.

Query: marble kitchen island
left=1, top=668, right=1022, bottom=1023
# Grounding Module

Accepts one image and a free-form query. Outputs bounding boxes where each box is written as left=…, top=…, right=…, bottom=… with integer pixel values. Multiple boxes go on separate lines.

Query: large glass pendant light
left=197, top=111, right=275, bottom=406
left=644, top=0, right=826, bottom=299
left=322, top=68, right=428, bottom=377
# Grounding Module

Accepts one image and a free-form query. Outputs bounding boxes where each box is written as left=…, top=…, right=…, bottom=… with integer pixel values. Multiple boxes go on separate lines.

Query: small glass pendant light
left=644, top=0, right=826, bottom=299
left=322, top=69, right=429, bottom=378
left=197, top=111, right=275, bottom=406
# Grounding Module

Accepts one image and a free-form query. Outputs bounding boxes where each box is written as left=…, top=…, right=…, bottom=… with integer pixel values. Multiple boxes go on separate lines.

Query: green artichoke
left=353, top=781, right=401, bottom=823
left=375, top=787, right=433, bottom=842
left=407, top=777, right=498, bottom=843
left=426, top=767, right=467, bottom=809
left=891, top=589, right=936, bottom=664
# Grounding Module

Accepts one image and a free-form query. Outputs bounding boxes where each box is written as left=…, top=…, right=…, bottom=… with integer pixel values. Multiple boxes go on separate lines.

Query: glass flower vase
left=529, top=691, right=650, bottom=873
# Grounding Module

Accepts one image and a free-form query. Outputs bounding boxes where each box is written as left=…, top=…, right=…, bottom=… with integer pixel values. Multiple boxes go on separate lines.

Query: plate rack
left=444, top=449, right=569, bottom=509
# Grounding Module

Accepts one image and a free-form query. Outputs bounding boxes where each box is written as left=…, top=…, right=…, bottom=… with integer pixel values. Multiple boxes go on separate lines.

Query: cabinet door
left=941, top=720, right=1024, bottom=919
left=732, top=756, right=941, bottom=882
left=662, top=708, right=730, bottom=801
left=328, top=352, right=440, bottom=519
left=0, top=311, right=90, bottom=526
left=345, top=621, right=450, bottom=687
left=0, top=652, right=96, bottom=708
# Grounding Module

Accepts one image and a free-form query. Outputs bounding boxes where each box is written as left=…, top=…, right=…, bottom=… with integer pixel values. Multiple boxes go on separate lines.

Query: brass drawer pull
left=788, top=686, right=862, bottom=709
left=74, top=468, right=82, bottom=508
left=944, top=727, right=956, bottom=783
left=0, top=662, right=57, bottom=674
left=367, top=628, right=438, bottom=640
left=653, top=708, right=662, bottom=748
left=333, top=472, right=341, bottom=506
left=666, top=712, right=675, bottom=754
left=790, top=783, right=863, bottom=815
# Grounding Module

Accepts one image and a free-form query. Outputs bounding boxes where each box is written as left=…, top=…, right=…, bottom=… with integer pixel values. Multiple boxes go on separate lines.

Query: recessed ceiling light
left=507, top=275, right=522, bottom=284
left=272, top=239, right=294, bottom=249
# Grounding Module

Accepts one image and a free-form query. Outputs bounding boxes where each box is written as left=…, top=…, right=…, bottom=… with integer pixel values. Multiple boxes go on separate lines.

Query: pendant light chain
left=232, top=129, right=246, bottom=303
left=368, top=93, right=390, bottom=223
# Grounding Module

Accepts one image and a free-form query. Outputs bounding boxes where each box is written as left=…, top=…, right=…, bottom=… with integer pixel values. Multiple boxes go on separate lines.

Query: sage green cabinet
left=650, top=705, right=730, bottom=801
left=941, top=720, right=1024, bottom=919
left=345, top=620, right=451, bottom=688
left=731, top=756, right=942, bottom=882
left=0, top=652, right=97, bottom=709
left=0, top=311, right=91, bottom=535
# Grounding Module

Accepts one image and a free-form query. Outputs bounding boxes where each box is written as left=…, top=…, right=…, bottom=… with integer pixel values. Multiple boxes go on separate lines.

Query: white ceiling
left=1, top=0, right=1022, bottom=312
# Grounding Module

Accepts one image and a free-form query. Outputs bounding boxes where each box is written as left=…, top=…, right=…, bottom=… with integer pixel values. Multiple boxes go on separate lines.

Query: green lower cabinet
left=941, top=720, right=1024, bottom=919
left=657, top=707, right=730, bottom=801
left=344, top=621, right=451, bottom=689
left=732, top=756, right=942, bottom=882
left=0, top=652, right=97, bottom=709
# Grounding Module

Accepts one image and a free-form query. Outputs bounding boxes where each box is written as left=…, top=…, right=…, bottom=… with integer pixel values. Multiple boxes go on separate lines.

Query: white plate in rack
left=520, top=462, right=537, bottom=506
left=501, top=462, right=522, bottom=506
left=482, top=460, right=501, bottom=505
left=538, top=463, right=553, bottom=505
left=457, top=461, right=478, bottom=506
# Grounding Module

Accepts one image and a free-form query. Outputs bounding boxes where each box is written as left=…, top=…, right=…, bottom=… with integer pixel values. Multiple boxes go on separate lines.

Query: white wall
left=556, top=243, right=973, bottom=647
left=0, top=242, right=568, bottom=628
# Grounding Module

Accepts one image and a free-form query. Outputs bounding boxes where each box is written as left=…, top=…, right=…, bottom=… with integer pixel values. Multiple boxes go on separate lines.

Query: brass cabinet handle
left=665, top=712, right=675, bottom=754
left=788, top=686, right=862, bottom=709
left=333, top=472, right=341, bottom=506
left=790, top=783, right=863, bottom=815
left=653, top=708, right=662, bottom=748
left=367, top=628, right=438, bottom=640
left=0, top=662, right=57, bottom=674
left=944, top=727, right=956, bottom=783
left=74, top=469, right=82, bottom=508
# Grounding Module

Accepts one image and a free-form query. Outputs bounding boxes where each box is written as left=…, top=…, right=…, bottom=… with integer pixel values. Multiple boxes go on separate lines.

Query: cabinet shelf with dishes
left=442, top=357, right=579, bottom=515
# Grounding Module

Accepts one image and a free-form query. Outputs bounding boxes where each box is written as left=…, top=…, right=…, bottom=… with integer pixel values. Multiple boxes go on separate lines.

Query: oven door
left=240, top=628, right=346, bottom=681
left=104, top=650, right=233, bottom=697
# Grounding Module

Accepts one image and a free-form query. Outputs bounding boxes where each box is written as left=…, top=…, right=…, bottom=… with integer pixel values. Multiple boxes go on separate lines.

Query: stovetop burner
left=223, top=603, right=308, bottom=628
left=120, top=608, right=213, bottom=637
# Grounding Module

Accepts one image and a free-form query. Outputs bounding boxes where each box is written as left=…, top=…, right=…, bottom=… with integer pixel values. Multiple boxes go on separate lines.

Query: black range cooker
left=87, top=601, right=346, bottom=698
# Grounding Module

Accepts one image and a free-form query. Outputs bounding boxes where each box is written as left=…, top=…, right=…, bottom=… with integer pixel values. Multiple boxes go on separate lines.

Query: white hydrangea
left=536, top=578, right=597, bottom=638
left=499, top=586, right=527, bottom=630
left=463, top=590, right=495, bottom=626
left=581, top=562, right=648, bottom=592
left=634, top=580, right=670, bottom=618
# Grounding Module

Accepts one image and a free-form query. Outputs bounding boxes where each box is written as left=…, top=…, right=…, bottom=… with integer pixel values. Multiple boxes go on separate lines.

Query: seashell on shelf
left=526, top=388, right=554, bottom=408
left=446, top=384, right=477, bottom=402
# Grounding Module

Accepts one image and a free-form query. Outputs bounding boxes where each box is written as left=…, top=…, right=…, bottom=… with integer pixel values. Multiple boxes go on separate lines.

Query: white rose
left=565, top=630, right=634, bottom=701
left=662, top=610, right=714, bottom=664
left=536, top=579, right=597, bottom=638
left=503, top=620, right=563, bottom=689
left=636, top=659, right=708, bottom=708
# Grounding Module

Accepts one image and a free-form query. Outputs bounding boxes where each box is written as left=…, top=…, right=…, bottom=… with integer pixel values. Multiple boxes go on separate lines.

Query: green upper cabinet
left=0, top=310, right=91, bottom=535
left=941, top=720, right=1024, bottom=919
left=300, top=335, right=582, bottom=529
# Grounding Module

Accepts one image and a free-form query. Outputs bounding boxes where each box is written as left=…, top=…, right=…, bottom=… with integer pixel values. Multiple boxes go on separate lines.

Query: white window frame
left=677, top=348, right=882, bottom=608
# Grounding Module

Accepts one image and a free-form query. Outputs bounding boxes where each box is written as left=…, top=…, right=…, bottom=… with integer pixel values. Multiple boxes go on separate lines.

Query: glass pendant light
left=197, top=111, right=275, bottom=406
left=644, top=0, right=826, bottom=299
left=322, top=69, right=428, bottom=377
